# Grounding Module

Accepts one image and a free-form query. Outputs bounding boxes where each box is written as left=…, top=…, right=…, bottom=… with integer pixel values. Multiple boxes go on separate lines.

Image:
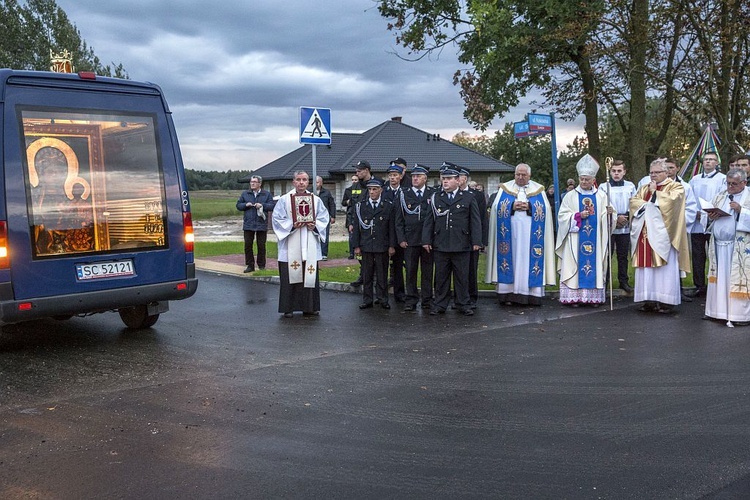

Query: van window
left=20, top=108, right=168, bottom=258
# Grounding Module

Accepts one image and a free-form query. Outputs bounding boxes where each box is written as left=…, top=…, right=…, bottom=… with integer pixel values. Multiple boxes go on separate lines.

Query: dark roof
left=248, top=119, right=514, bottom=181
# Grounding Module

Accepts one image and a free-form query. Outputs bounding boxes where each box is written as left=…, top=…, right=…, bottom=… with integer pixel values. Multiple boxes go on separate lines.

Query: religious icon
left=291, top=193, right=316, bottom=224
left=582, top=197, right=595, bottom=215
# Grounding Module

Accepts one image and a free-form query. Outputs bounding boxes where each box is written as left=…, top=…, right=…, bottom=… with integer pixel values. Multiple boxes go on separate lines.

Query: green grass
left=190, top=190, right=241, bottom=219
left=194, top=241, right=247, bottom=258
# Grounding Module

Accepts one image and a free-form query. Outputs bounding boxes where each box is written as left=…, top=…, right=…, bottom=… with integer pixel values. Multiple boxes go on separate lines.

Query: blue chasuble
left=577, top=193, right=598, bottom=289
left=495, top=190, right=547, bottom=287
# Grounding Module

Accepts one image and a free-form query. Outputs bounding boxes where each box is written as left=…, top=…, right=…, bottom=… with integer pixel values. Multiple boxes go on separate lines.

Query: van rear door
left=2, top=73, right=193, bottom=303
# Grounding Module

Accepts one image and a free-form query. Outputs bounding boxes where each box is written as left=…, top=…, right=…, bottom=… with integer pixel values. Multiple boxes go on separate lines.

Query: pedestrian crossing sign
left=299, top=107, right=331, bottom=145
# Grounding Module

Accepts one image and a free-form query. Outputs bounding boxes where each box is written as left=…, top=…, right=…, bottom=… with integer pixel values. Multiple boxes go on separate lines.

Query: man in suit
left=316, top=176, right=337, bottom=261
left=383, top=159, right=407, bottom=302
left=395, top=164, right=435, bottom=311
left=352, top=178, right=396, bottom=310
left=422, top=166, right=482, bottom=316
left=457, top=165, right=487, bottom=308
left=236, top=175, right=276, bottom=273
left=348, top=160, right=382, bottom=287
left=342, top=174, right=360, bottom=259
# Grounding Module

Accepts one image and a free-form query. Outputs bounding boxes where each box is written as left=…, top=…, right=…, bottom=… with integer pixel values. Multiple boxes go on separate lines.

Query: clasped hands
left=513, top=200, right=529, bottom=212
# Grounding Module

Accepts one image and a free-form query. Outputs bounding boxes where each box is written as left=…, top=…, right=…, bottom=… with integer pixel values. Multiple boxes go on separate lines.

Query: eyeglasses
left=727, top=181, right=745, bottom=186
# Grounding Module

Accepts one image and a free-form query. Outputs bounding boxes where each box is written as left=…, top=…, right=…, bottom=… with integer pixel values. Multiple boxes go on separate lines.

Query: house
left=248, top=117, right=515, bottom=210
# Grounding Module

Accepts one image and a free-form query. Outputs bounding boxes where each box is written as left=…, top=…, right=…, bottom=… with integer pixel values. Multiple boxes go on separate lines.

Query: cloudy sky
left=55, top=0, right=584, bottom=172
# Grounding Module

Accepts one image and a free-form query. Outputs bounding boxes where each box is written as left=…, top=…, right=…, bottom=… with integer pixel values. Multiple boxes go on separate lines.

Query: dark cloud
left=55, top=0, right=583, bottom=171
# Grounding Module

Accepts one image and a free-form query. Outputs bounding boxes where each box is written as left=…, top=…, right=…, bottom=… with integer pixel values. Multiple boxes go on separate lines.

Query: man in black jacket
left=236, top=175, right=276, bottom=272
left=458, top=166, right=488, bottom=308
left=383, top=159, right=407, bottom=302
left=352, top=179, right=396, bottom=309
left=347, top=160, right=382, bottom=287
left=422, top=166, right=482, bottom=316
left=341, top=174, right=360, bottom=259
left=395, top=164, right=435, bottom=311
left=316, top=176, right=337, bottom=260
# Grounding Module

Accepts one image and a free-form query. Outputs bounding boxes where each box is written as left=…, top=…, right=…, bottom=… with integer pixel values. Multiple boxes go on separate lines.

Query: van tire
left=119, top=305, right=159, bottom=329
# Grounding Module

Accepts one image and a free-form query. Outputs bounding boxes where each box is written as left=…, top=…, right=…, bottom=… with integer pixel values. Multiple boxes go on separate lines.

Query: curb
left=195, top=258, right=640, bottom=298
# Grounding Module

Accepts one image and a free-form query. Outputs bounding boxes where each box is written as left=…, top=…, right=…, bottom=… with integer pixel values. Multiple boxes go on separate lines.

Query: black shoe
left=429, top=308, right=445, bottom=316
left=374, top=298, right=381, bottom=305
left=639, top=301, right=658, bottom=312
left=620, top=283, right=633, bottom=293
left=244, top=266, right=255, bottom=273
left=421, top=303, right=432, bottom=310
left=303, top=311, right=319, bottom=316
left=350, top=280, right=363, bottom=287
left=359, top=303, right=373, bottom=309
left=348, top=255, right=355, bottom=259
left=282, top=312, right=293, bottom=318
left=462, top=309, right=474, bottom=316
left=258, top=267, right=265, bottom=271
left=381, top=302, right=391, bottom=310
left=681, top=292, right=693, bottom=303
left=693, top=287, right=707, bottom=298
left=403, top=305, right=416, bottom=312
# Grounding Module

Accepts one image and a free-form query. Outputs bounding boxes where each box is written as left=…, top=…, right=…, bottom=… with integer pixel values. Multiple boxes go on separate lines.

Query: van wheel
left=119, top=305, right=159, bottom=329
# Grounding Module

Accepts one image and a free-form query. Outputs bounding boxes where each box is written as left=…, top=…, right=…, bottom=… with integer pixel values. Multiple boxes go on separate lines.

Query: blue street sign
left=528, top=113, right=553, bottom=134
left=513, top=121, right=530, bottom=138
left=300, top=107, right=331, bottom=145
left=514, top=113, right=560, bottom=229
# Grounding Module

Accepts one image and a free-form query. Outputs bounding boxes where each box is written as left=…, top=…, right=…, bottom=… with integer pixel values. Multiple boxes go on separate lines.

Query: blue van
left=0, top=69, right=198, bottom=328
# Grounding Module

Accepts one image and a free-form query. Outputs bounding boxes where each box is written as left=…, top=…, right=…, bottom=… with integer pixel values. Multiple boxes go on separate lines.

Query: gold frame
left=24, top=123, right=109, bottom=254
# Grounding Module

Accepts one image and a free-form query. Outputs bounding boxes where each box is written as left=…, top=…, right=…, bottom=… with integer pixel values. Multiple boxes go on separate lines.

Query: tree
left=0, top=0, right=127, bottom=77
left=668, top=0, right=750, bottom=158
left=379, top=0, right=750, bottom=179
left=379, top=0, right=607, bottom=159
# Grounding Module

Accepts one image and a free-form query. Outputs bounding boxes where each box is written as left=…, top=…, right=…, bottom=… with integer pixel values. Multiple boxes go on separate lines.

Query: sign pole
left=312, top=144, right=317, bottom=193
left=550, top=113, right=560, bottom=230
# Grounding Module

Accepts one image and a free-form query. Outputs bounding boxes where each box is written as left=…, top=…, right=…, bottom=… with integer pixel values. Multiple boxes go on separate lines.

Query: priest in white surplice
left=555, top=155, right=615, bottom=306
left=629, top=158, right=690, bottom=314
left=705, top=168, right=750, bottom=326
left=272, top=171, right=330, bottom=318
left=485, top=163, right=556, bottom=306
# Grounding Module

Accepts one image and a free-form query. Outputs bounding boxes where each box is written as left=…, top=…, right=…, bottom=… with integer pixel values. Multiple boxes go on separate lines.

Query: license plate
left=76, top=259, right=135, bottom=280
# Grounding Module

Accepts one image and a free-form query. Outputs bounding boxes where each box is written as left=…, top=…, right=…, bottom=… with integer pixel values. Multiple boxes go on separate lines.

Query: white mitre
left=576, top=154, right=600, bottom=177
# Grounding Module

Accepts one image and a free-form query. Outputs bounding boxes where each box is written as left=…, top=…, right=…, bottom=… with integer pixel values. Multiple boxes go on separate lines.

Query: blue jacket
left=236, top=189, right=276, bottom=231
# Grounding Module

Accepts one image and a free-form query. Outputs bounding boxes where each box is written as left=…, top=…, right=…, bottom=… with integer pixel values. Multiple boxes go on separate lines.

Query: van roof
left=0, top=69, right=167, bottom=108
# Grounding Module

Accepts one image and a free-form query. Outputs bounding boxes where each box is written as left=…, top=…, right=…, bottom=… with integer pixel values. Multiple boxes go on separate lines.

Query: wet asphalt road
left=1, top=270, right=749, bottom=499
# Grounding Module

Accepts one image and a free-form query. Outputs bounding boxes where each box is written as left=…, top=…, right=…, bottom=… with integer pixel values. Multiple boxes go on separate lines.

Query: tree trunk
left=572, top=48, right=601, bottom=164
left=627, top=0, right=649, bottom=178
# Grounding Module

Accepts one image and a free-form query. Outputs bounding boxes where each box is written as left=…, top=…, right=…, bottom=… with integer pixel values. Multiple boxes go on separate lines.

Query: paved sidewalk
left=195, top=254, right=364, bottom=292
